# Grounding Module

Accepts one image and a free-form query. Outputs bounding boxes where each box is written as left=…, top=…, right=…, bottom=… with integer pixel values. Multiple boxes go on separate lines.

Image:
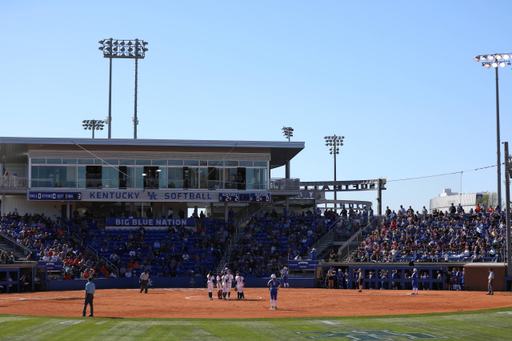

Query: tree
left=475, top=192, right=499, bottom=208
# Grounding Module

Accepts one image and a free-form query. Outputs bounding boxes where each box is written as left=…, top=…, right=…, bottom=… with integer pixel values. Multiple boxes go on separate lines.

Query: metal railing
left=337, top=216, right=380, bottom=262
left=0, top=232, right=33, bottom=257
left=269, top=178, right=300, bottom=191
left=0, top=176, right=28, bottom=189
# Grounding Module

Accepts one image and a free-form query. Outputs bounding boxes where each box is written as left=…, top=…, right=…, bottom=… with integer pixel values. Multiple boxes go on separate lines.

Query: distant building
left=429, top=188, right=487, bottom=213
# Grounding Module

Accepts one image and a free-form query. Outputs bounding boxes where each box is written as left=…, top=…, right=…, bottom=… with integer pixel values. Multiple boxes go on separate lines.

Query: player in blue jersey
left=451, top=268, right=457, bottom=291
left=456, top=268, right=463, bottom=291
left=337, top=269, right=344, bottom=289
left=391, top=269, right=398, bottom=290
left=409, top=268, right=419, bottom=295
left=267, top=274, right=282, bottom=310
left=280, top=266, right=289, bottom=288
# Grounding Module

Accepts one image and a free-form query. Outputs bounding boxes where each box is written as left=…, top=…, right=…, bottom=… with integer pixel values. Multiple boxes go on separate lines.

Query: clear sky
left=1, top=1, right=511, bottom=213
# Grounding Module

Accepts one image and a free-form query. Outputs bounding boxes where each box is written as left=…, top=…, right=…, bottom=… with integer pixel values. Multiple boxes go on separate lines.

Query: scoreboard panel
left=28, top=192, right=82, bottom=201
left=219, top=192, right=271, bottom=203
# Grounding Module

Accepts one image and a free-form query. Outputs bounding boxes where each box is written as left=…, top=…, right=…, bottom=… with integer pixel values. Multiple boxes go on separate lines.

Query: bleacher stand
left=347, top=205, right=505, bottom=264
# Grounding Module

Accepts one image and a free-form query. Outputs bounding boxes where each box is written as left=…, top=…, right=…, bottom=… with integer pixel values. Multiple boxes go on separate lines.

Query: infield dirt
left=1, top=288, right=511, bottom=319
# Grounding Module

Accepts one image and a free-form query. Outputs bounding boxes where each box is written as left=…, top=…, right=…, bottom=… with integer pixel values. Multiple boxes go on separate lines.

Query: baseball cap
left=271, top=274, right=276, bottom=279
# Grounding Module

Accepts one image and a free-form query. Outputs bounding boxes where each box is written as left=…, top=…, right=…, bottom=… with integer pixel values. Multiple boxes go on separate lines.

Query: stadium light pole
left=282, top=127, right=294, bottom=179
left=98, top=38, right=149, bottom=139
left=82, top=120, right=105, bottom=139
left=504, top=142, right=511, bottom=277
left=324, top=135, right=344, bottom=212
left=473, top=53, right=512, bottom=209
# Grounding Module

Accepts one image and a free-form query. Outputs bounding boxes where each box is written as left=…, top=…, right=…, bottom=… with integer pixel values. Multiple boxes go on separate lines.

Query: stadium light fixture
left=473, top=53, right=512, bottom=209
left=324, top=134, right=344, bottom=212
left=82, top=120, right=105, bottom=139
left=98, top=38, right=149, bottom=139
left=282, top=126, right=294, bottom=179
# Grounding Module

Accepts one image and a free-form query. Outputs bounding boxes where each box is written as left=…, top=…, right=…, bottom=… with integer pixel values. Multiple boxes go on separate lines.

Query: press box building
left=0, top=137, right=305, bottom=221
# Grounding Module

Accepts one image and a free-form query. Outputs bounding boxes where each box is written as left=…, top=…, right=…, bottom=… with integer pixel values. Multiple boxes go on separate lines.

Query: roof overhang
left=0, top=137, right=305, bottom=169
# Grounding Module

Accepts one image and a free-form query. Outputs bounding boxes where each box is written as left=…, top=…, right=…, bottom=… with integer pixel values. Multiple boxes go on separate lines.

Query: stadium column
left=1, top=193, right=4, bottom=214
left=377, top=179, right=383, bottom=216
left=224, top=202, right=228, bottom=223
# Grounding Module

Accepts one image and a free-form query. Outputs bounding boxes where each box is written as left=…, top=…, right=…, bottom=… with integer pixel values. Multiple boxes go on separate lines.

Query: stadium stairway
left=214, top=207, right=275, bottom=274
left=305, top=228, right=334, bottom=261
left=0, top=234, right=30, bottom=261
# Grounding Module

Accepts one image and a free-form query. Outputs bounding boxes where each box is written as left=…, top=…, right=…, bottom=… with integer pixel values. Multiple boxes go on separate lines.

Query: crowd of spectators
left=84, top=218, right=234, bottom=279
left=348, top=203, right=506, bottom=263
left=225, top=208, right=342, bottom=277
left=0, top=210, right=118, bottom=279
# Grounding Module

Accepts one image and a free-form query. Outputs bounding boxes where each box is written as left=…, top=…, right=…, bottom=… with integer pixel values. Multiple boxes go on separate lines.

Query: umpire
left=82, top=277, right=95, bottom=317
left=140, top=270, right=150, bottom=293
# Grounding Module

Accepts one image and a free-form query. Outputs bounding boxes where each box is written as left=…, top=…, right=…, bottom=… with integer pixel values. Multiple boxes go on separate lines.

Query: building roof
left=0, top=137, right=305, bottom=169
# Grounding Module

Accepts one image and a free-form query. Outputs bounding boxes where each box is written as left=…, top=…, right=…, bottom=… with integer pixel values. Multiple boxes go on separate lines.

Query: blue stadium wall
left=47, top=276, right=316, bottom=291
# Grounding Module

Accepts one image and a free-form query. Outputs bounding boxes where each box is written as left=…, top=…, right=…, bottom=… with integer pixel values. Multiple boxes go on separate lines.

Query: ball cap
left=271, top=274, right=276, bottom=279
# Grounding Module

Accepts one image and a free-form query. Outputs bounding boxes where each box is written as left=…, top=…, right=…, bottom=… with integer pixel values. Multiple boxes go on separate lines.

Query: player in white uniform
left=216, top=272, right=223, bottom=300
left=206, top=271, right=214, bottom=300
left=223, top=269, right=234, bottom=300
left=235, top=271, right=245, bottom=300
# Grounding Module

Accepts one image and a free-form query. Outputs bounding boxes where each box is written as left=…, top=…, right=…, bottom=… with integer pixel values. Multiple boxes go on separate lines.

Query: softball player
left=267, top=274, right=281, bottom=310
left=235, top=271, right=245, bottom=300
left=206, top=271, right=214, bottom=300
left=216, top=272, right=223, bottom=300
left=280, top=266, right=289, bottom=288
left=409, top=268, right=419, bottom=295
left=223, top=269, right=234, bottom=300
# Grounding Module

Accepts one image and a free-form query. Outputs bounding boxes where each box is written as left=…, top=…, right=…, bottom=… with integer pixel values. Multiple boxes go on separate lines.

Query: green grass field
left=1, top=308, right=511, bottom=341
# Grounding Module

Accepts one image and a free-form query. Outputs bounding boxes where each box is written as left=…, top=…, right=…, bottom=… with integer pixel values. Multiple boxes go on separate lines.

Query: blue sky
left=1, top=1, right=511, bottom=213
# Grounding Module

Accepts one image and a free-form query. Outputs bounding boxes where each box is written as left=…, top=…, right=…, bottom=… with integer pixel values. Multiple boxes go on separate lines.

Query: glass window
left=31, top=166, right=41, bottom=187
left=53, top=166, right=76, bottom=188
left=136, top=160, right=151, bottom=165
left=152, top=160, right=167, bottom=166
left=102, top=166, right=119, bottom=189
left=185, top=167, right=198, bottom=189
left=63, top=159, right=77, bottom=164
left=254, top=161, right=268, bottom=167
left=239, top=161, right=253, bottom=167
left=246, top=168, right=267, bottom=190
left=184, top=160, right=199, bottom=166
left=120, top=159, right=135, bottom=165
left=118, top=166, right=135, bottom=189
left=199, top=168, right=208, bottom=189
left=135, top=167, right=144, bottom=188
left=94, top=159, right=103, bottom=165
left=168, top=168, right=183, bottom=189
left=225, top=168, right=238, bottom=189
left=86, top=166, right=102, bottom=188
left=31, top=158, right=46, bottom=164
left=47, top=158, right=62, bottom=165
left=225, top=161, right=238, bottom=167
left=103, top=159, right=118, bottom=165
left=78, top=166, right=86, bottom=188
left=168, top=160, right=183, bottom=166
left=78, top=159, right=94, bottom=165
left=158, top=168, right=167, bottom=189
left=208, top=167, right=224, bottom=189
left=208, top=161, right=223, bottom=166
left=199, top=161, right=207, bottom=166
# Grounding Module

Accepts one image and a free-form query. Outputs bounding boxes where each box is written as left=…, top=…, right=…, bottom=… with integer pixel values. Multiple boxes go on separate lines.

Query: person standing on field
left=487, top=268, right=494, bottom=295
left=140, top=270, right=149, bottom=293
left=82, top=277, right=95, bottom=317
